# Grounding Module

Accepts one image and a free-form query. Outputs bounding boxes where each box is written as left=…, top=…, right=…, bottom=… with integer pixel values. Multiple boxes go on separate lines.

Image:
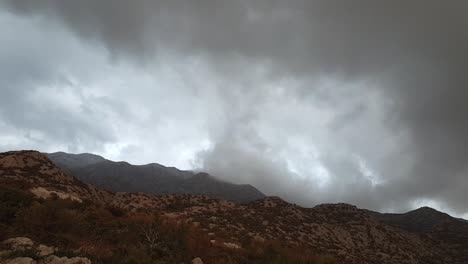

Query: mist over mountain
left=47, top=152, right=265, bottom=203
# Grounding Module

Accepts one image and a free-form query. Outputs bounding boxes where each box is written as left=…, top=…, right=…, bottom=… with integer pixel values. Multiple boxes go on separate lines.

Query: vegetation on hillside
left=0, top=186, right=335, bottom=264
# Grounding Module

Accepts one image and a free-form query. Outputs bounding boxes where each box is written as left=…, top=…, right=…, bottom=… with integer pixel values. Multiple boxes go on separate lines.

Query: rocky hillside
left=369, top=207, right=468, bottom=263
left=47, top=152, right=265, bottom=203
left=0, top=151, right=111, bottom=204
left=1, top=150, right=468, bottom=264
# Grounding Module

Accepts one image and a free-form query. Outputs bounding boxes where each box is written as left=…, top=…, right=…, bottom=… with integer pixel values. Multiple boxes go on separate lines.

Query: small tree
left=140, top=223, right=164, bottom=251
left=139, top=222, right=170, bottom=260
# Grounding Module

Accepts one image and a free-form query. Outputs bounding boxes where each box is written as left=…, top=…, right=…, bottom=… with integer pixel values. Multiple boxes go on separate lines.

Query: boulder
left=37, top=245, right=56, bottom=257
left=191, top=257, right=204, bottom=264
left=2, top=237, right=34, bottom=250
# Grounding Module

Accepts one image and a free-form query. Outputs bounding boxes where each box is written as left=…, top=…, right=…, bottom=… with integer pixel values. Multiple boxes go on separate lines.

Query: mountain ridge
left=47, top=151, right=265, bottom=203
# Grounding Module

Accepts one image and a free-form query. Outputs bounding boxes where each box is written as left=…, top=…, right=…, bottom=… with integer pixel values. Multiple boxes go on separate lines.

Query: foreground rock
left=2, top=238, right=34, bottom=251
left=0, top=238, right=91, bottom=264
left=2, top=258, right=36, bottom=264
left=191, top=257, right=204, bottom=264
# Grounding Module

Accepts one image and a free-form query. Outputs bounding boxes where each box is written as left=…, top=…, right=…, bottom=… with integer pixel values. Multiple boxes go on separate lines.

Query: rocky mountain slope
left=369, top=207, right=468, bottom=263
left=1, top=150, right=468, bottom=264
left=47, top=152, right=265, bottom=203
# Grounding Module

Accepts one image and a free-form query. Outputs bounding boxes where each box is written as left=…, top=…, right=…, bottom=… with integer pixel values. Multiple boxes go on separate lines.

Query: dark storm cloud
left=2, top=0, right=468, bottom=214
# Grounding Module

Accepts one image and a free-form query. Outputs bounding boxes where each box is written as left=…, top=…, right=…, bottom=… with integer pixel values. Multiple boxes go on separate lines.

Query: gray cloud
left=0, top=12, right=118, bottom=153
left=1, top=1, right=468, bottom=216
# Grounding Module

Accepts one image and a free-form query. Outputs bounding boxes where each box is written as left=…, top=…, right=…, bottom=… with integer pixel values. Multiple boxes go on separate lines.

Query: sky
left=1, top=0, right=468, bottom=218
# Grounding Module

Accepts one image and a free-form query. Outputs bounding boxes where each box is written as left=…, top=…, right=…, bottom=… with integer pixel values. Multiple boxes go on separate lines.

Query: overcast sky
left=1, top=0, right=468, bottom=217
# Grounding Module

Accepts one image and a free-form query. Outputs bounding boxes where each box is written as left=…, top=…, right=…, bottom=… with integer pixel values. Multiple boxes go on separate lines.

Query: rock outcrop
left=0, top=237, right=90, bottom=264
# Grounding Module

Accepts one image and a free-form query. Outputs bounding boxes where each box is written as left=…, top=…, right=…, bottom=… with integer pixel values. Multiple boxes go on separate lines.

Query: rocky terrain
left=47, top=152, right=265, bottom=203
left=369, top=207, right=468, bottom=263
left=1, top=150, right=468, bottom=263
left=1, top=237, right=91, bottom=264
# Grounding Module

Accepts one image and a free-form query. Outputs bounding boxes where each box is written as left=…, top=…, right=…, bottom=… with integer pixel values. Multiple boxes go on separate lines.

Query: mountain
left=2, top=150, right=468, bottom=263
left=369, top=207, right=468, bottom=263
left=47, top=152, right=107, bottom=169
left=47, top=152, right=265, bottom=203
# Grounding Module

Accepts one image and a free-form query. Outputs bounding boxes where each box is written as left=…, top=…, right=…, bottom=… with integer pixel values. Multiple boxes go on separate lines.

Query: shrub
left=0, top=187, right=32, bottom=224
left=13, top=198, right=83, bottom=246
left=106, top=206, right=126, bottom=217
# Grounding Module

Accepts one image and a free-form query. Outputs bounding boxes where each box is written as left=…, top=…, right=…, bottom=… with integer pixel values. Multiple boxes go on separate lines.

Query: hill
left=369, top=207, right=468, bottom=263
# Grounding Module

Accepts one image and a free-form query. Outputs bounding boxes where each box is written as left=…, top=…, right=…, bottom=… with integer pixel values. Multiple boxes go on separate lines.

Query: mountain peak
left=415, top=206, right=439, bottom=211
left=408, top=206, right=451, bottom=219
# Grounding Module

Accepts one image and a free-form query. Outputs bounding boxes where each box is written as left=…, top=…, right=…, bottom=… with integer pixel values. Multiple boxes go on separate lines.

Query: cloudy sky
left=1, top=0, right=468, bottom=217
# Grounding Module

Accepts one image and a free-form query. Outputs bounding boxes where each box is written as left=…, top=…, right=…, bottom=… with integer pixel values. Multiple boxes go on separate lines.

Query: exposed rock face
left=30, top=187, right=82, bottom=203
left=2, top=151, right=468, bottom=264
